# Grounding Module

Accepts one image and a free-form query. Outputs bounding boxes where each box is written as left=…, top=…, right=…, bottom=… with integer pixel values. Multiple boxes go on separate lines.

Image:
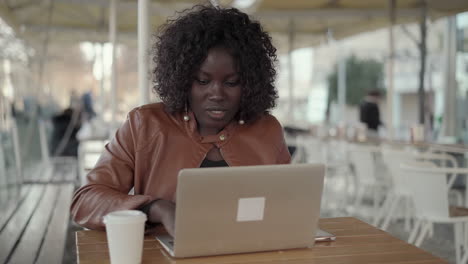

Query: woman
left=71, top=5, right=290, bottom=236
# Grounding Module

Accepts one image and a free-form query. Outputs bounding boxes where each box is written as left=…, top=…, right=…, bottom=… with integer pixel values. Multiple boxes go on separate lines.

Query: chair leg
left=428, top=222, right=434, bottom=239
left=381, top=196, right=401, bottom=231
left=461, top=253, right=468, bottom=264
left=454, top=222, right=462, bottom=264
left=342, top=168, right=353, bottom=212
left=408, top=219, right=422, bottom=244
left=465, top=222, right=468, bottom=253
left=373, top=187, right=380, bottom=224
left=353, top=187, right=365, bottom=214
left=373, top=193, right=393, bottom=227
left=333, top=169, right=349, bottom=213
left=415, top=221, right=430, bottom=247
left=404, top=197, right=411, bottom=232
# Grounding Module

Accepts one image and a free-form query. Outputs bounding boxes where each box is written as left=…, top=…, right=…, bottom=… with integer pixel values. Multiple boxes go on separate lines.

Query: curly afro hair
left=152, top=5, right=278, bottom=122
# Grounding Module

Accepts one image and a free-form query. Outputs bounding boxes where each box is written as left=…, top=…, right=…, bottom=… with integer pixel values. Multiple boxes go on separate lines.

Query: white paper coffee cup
left=104, top=210, right=147, bottom=264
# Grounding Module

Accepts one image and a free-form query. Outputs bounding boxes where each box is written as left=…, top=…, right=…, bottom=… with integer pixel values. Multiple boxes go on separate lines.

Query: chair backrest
left=415, top=151, right=459, bottom=188
left=326, top=139, right=348, bottom=164
left=0, top=135, right=6, bottom=187
left=38, top=120, right=51, bottom=164
left=0, top=119, right=22, bottom=187
left=296, top=136, right=326, bottom=163
left=11, top=120, right=22, bottom=184
left=381, top=147, right=415, bottom=196
left=416, top=151, right=458, bottom=167
left=348, top=144, right=377, bottom=185
left=401, top=160, right=450, bottom=220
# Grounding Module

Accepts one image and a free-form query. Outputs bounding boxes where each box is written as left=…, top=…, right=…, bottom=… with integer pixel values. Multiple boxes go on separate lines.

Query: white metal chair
left=0, top=132, right=7, bottom=206
left=294, top=136, right=351, bottom=214
left=295, top=135, right=327, bottom=164
left=348, top=144, right=388, bottom=221
left=321, top=139, right=353, bottom=214
left=377, top=147, right=463, bottom=231
left=402, top=161, right=468, bottom=264
left=288, top=135, right=306, bottom=164
left=11, top=120, right=22, bottom=185
left=376, top=147, right=416, bottom=230
left=0, top=119, right=22, bottom=205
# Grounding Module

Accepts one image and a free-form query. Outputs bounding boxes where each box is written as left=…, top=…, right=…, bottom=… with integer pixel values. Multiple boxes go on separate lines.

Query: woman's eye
left=225, top=81, right=239, bottom=87
left=196, top=79, right=209, bottom=85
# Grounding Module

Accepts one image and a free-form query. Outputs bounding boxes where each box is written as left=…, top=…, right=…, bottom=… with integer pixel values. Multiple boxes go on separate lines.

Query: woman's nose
left=208, top=82, right=224, bottom=101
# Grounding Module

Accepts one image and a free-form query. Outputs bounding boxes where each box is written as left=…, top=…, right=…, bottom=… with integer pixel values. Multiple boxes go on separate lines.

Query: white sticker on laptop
left=236, top=197, right=265, bottom=222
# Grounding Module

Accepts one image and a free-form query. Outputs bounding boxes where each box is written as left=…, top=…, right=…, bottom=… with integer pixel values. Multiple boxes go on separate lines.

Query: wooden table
left=76, top=217, right=447, bottom=263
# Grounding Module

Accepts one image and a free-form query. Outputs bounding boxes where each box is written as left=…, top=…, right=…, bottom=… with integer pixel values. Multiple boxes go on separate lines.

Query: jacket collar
left=173, top=110, right=238, bottom=147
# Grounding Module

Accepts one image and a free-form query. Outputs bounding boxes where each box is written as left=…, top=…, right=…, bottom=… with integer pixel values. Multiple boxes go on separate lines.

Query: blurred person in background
left=81, top=90, right=96, bottom=121
left=50, top=107, right=81, bottom=157
left=71, top=5, right=291, bottom=236
left=359, top=90, right=383, bottom=132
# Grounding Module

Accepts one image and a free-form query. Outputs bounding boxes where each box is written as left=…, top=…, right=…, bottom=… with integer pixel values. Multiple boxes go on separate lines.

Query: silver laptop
left=156, top=163, right=326, bottom=258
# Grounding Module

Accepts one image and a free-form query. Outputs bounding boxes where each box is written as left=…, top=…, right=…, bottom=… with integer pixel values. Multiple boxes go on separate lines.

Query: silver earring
left=183, top=103, right=190, bottom=121
left=238, top=113, right=245, bottom=125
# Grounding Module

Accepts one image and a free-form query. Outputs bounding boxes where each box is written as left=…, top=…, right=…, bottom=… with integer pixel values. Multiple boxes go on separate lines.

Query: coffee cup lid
left=103, top=210, right=147, bottom=225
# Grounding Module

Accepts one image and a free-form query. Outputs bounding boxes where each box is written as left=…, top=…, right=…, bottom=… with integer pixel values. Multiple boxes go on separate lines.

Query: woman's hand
left=148, top=199, right=176, bottom=237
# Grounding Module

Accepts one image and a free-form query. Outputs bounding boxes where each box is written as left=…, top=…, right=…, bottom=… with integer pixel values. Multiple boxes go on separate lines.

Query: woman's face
left=190, top=47, right=242, bottom=136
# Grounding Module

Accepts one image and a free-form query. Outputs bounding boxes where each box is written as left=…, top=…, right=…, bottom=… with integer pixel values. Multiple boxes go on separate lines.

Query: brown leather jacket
left=71, top=103, right=291, bottom=230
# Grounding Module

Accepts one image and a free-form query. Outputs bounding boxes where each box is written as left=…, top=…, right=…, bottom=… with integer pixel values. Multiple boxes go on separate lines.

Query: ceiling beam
left=21, top=22, right=332, bottom=42
left=4, top=0, right=38, bottom=11
left=5, top=0, right=434, bottom=31
left=255, top=8, right=421, bottom=19
left=53, top=0, right=109, bottom=6
left=53, top=0, right=193, bottom=12
left=52, top=0, right=422, bottom=18
left=22, top=24, right=137, bottom=41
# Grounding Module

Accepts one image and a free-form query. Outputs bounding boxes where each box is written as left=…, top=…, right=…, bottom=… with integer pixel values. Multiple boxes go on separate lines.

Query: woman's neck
left=198, top=126, right=222, bottom=137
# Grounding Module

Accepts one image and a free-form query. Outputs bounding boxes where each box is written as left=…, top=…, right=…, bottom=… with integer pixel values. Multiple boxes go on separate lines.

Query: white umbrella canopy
left=1, top=0, right=468, bottom=51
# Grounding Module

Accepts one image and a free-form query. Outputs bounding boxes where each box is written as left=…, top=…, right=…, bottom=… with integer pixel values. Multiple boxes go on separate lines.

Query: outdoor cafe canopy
left=1, top=0, right=467, bottom=134
left=1, top=0, right=468, bottom=52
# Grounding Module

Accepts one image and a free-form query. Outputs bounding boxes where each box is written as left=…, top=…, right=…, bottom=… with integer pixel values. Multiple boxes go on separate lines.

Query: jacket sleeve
left=276, top=137, right=291, bottom=164
left=274, top=118, right=291, bottom=164
left=70, top=109, right=153, bottom=230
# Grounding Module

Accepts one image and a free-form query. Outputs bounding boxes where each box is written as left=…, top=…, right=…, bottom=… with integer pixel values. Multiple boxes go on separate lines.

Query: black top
left=359, top=101, right=382, bottom=131
left=200, top=159, right=229, bottom=167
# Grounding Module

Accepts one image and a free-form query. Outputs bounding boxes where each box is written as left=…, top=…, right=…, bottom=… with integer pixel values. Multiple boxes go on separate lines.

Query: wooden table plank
left=0, top=185, right=30, bottom=231
left=76, top=234, right=404, bottom=254
left=75, top=217, right=447, bottom=264
left=79, top=248, right=443, bottom=264
left=36, top=183, right=75, bottom=264
left=8, top=185, right=59, bottom=264
left=78, top=240, right=162, bottom=253
left=0, top=185, right=44, bottom=264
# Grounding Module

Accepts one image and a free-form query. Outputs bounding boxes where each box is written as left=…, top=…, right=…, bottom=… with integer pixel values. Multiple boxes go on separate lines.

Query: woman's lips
left=206, top=110, right=227, bottom=119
